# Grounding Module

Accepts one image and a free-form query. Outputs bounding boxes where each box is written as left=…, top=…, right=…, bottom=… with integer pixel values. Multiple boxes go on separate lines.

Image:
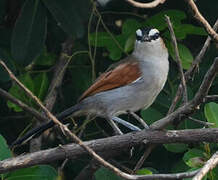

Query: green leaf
left=124, top=34, right=135, bottom=53
left=204, top=102, right=218, bottom=127
left=122, top=19, right=141, bottom=36
left=34, top=49, right=56, bottom=66
left=0, top=134, right=12, bottom=161
left=166, top=40, right=193, bottom=69
left=89, top=32, right=124, bottom=60
left=144, top=10, right=186, bottom=31
left=211, top=166, right=218, bottom=180
left=89, top=32, right=111, bottom=47
left=183, top=148, right=205, bottom=168
left=43, top=0, right=89, bottom=38
left=164, top=143, right=188, bottom=153
left=7, top=73, right=35, bottom=112
left=6, top=165, right=57, bottom=180
left=11, top=0, right=47, bottom=65
left=136, top=168, right=153, bottom=175
left=0, top=49, right=14, bottom=82
left=171, top=160, right=189, bottom=173
left=95, top=167, right=123, bottom=180
left=176, top=24, right=207, bottom=39
left=33, top=72, right=49, bottom=100
left=141, top=107, right=163, bottom=125
left=163, top=24, right=207, bottom=40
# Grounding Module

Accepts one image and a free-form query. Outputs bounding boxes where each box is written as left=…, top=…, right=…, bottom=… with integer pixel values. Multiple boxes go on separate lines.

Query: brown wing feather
left=78, top=61, right=141, bottom=101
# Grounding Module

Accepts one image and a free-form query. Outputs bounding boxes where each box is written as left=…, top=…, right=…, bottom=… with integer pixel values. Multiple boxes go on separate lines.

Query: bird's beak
left=141, top=35, right=151, bottom=42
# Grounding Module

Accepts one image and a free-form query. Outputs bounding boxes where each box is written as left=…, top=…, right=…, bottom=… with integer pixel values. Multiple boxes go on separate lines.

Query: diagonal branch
left=126, top=0, right=166, bottom=8
left=2, top=128, right=218, bottom=175
left=165, top=15, right=188, bottom=103
left=167, top=18, right=218, bottom=114
left=193, top=151, right=218, bottom=180
left=185, top=0, right=218, bottom=42
left=151, top=57, right=218, bottom=129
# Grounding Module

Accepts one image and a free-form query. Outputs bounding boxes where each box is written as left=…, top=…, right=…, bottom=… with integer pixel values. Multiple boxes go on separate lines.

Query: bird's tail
left=10, top=104, right=82, bottom=148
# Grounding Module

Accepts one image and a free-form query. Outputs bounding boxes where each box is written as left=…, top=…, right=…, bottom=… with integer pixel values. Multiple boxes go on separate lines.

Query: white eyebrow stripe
left=136, top=29, right=142, bottom=37
left=148, top=29, right=159, bottom=36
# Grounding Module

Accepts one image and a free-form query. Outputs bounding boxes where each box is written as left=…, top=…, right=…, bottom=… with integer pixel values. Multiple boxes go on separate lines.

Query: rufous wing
left=78, top=61, right=141, bottom=101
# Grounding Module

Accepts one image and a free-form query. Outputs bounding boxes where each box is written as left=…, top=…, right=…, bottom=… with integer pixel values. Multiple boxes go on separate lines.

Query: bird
left=11, top=27, right=169, bottom=147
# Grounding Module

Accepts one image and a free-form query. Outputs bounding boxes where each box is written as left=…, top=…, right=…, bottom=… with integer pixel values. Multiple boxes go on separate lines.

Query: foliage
left=0, top=0, right=217, bottom=179
left=0, top=134, right=57, bottom=180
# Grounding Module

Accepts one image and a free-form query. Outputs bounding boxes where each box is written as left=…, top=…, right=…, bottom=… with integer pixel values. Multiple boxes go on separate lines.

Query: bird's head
left=135, top=27, right=160, bottom=43
left=133, top=27, right=168, bottom=60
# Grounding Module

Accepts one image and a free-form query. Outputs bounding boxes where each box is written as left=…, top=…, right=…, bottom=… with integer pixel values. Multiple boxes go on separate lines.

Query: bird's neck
left=132, top=39, right=168, bottom=61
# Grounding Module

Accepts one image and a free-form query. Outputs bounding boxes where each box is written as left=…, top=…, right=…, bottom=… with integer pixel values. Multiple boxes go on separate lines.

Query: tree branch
left=30, top=38, right=73, bottom=151
left=0, top=88, right=48, bottom=123
left=193, top=151, right=218, bottom=180
left=185, top=0, right=218, bottom=42
left=165, top=15, right=188, bottom=103
left=151, top=57, right=218, bottom=129
left=168, top=18, right=218, bottom=114
left=2, top=128, right=218, bottom=175
left=126, top=0, right=166, bottom=8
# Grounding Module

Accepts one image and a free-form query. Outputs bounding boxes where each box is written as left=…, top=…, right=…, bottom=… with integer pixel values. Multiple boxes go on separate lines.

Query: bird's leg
left=128, top=111, right=149, bottom=129
left=112, top=117, right=141, bottom=131
left=106, top=117, right=123, bottom=135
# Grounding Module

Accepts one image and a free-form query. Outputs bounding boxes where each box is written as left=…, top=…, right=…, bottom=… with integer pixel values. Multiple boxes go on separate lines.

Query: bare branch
left=30, top=38, right=73, bottom=151
left=126, top=0, right=166, bottom=8
left=165, top=15, right=188, bottom=103
left=188, top=117, right=214, bottom=127
left=151, top=57, right=218, bottom=129
left=2, top=128, right=218, bottom=176
left=193, top=151, right=218, bottom=180
left=185, top=0, right=218, bottom=42
left=205, top=95, right=218, bottom=102
left=133, top=144, right=156, bottom=173
left=44, top=38, right=72, bottom=111
left=0, top=88, right=48, bottom=123
left=167, top=18, right=218, bottom=114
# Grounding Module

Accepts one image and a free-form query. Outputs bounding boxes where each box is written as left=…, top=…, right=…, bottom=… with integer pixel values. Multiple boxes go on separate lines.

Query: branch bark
left=30, top=38, right=73, bottom=152
left=168, top=18, right=218, bottom=114
left=1, top=128, right=218, bottom=174
left=151, top=57, right=218, bottom=129
left=193, top=151, right=218, bottom=180
left=165, top=15, right=188, bottom=103
left=185, top=0, right=218, bottom=42
left=126, top=0, right=166, bottom=8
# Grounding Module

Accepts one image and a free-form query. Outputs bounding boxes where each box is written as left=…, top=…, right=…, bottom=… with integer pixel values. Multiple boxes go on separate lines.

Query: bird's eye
left=152, top=32, right=160, bottom=40
left=136, top=34, right=142, bottom=41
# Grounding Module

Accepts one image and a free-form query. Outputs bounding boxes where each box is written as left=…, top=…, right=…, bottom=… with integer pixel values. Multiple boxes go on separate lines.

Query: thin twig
left=185, top=0, right=218, bottom=42
left=165, top=15, right=188, bottom=103
left=167, top=18, right=218, bottom=114
left=205, top=95, right=218, bottom=102
left=126, top=0, right=166, bottom=8
left=88, top=5, right=96, bottom=81
left=0, top=88, right=47, bottom=123
left=188, top=117, right=214, bottom=127
left=94, top=5, right=128, bottom=56
left=2, top=60, right=193, bottom=180
left=30, top=38, right=73, bottom=152
left=193, top=151, right=218, bottom=180
left=133, top=144, right=156, bottom=173
left=0, top=60, right=128, bottom=179
left=151, top=57, right=218, bottom=129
